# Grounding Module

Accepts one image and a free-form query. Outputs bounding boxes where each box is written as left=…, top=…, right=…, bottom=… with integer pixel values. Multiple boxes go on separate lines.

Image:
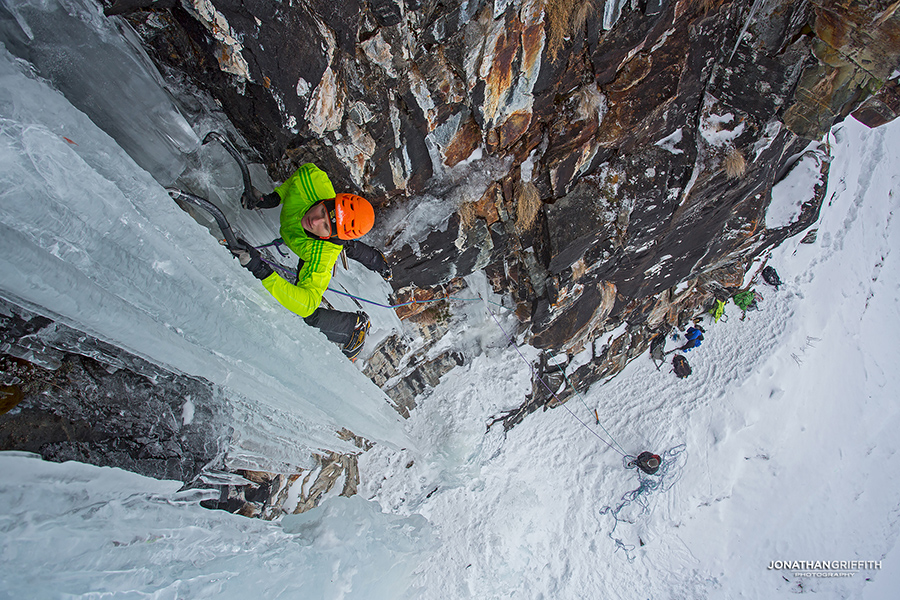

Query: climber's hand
left=231, top=239, right=273, bottom=280
left=376, top=250, right=392, bottom=281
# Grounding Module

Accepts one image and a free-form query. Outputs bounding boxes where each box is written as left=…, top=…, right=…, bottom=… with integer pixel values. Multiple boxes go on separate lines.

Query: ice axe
left=166, top=188, right=241, bottom=252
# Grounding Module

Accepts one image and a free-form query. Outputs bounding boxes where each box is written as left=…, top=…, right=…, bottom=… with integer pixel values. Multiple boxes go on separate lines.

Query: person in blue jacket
left=679, top=326, right=704, bottom=351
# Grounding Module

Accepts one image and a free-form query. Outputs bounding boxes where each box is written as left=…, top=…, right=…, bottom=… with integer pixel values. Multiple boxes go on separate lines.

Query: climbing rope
left=326, top=285, right=488, bottom=310
left=233, top=224, right=684, bottom=557
left=485, top=304, right=627, bottom=457
left=254, top=237, right=290, bottom=257
left=250, top=234, right=684, bottom=554
left=254, top=243, right=509, bottom=311
left=546, top=350, right=629, bottom=457
left=483, top=304, right=687, bottom=560
left=599, top=444, right=687, bottom=560
left=251, top=235, right=666, bottom=482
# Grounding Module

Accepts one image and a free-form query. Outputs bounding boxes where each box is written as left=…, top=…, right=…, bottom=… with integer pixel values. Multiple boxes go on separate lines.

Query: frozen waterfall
left=0, top=451, right=433, bottom=598
left=0, top=0, right=408, bottom=469
left=0, top=0, right=198, bottom=184
left=0, top=2, right=426, bottom=595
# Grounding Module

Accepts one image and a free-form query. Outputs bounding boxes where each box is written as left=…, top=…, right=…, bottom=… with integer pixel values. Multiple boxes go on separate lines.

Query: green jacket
left=260, top=164, right=342, bottom=318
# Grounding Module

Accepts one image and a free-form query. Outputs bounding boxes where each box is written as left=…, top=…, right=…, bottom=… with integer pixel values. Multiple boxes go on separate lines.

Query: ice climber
left=232, top=163, right=392, bottom=360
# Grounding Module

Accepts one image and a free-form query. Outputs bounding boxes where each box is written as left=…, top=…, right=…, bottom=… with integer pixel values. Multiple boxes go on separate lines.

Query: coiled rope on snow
left=599, top=444, right=687, bottom=560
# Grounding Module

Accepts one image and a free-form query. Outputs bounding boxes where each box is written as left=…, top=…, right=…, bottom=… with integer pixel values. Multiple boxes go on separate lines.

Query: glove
left=242, top=187, right=280, bottom=210
left=376, top=250, right=392, bottom=281
left=231, top=239, right=273, bottom=280
left=241, top=187, right=261, bottom=210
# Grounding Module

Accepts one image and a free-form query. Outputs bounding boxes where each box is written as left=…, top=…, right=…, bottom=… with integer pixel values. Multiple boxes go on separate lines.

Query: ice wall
left=0, top=41, right=407, bottom=466
left=0, top=451, right=432, bottom=599
left=0, top=0, right=199, bottom=184
left=603, top=0, right=629, bottom=30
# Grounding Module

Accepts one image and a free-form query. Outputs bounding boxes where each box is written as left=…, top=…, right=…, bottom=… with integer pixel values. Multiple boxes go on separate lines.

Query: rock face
left=117, top=1, right=896, bottom=410
left=202, top=429, right=372, bottom=519
left=0, top=298, right=230, bottom=483
left=121, top=1, right=898, bottom=341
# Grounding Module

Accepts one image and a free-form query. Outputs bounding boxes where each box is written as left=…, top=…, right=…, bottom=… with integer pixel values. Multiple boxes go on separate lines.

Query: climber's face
left=302, top=201, right=332, bottom=239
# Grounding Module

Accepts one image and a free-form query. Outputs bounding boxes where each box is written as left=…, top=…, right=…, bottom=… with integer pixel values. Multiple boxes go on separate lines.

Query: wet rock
left=389, top=279, right=468, bottom=321
left=783, top=1, right=900, bottom=139
left=852, top=79, right=900, bottom=128
left=384, top=350, right=465, bottom=418
left=0, top=298, right=229, bottom=483
left=531, top=281, right=617, bottom=352
left=440, top=114, right=483, bottom=167
left=389, top=214, right=488, bottom=289
left=369, top=0, right=402, bottom=28
left=201, top=429, right=372, bottom=519
left=361, top=333, right=410, bottom=388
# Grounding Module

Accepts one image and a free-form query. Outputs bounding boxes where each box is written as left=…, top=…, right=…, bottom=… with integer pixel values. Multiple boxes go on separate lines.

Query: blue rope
left=252, top=241, right=652, bottom=469
left=254, top=240, right=681, bottom=557
left=599, top=444, right=687, bottom=560
left=254, top=244, right=644, bottom=460
left=255, top=249, right=509, bottom=311
left=327, top=286, right=485, bottom=310
left=251, top=243, right=683, bottom=550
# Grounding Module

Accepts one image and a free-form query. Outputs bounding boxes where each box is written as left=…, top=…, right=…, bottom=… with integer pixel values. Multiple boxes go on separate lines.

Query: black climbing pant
left=304, top=307, right=359, bottom=346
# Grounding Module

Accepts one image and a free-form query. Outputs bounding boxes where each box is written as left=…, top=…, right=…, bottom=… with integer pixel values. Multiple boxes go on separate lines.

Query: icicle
left=729, top=0, right=770, bottom=64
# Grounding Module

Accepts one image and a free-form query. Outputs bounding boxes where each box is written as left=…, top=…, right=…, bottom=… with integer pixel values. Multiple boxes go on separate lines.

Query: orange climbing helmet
left=334, top=193, right=375, bottom=240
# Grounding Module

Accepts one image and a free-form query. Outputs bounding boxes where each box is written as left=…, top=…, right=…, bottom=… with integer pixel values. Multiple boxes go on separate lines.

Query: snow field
left=359, top=118, right=900, bottom=599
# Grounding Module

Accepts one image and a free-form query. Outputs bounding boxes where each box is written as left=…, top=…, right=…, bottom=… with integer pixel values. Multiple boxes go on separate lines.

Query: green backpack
left=733, top=290, right=755, bottom=311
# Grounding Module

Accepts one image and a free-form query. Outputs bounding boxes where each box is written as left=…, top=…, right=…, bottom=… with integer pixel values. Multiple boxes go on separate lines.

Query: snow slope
left=359, top=117, right=900, bottom=599
left=0, top=452, right=433, bottom=599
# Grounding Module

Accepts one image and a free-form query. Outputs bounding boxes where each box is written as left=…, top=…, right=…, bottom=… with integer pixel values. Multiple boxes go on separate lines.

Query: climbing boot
left=342, top=312, right=370, bottom=361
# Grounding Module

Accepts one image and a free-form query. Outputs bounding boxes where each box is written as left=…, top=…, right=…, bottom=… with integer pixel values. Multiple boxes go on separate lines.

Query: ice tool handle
left=202, top=132, right=253, bottom=209
left=166, top=188, right=241, bottom=252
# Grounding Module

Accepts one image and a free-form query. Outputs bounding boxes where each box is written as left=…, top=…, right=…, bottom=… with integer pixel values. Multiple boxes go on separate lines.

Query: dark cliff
left=115, top=0, right=898, bottom=383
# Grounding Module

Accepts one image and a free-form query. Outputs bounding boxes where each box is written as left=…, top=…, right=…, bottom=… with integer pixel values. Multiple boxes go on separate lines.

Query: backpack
left=709, top=298, right=726, bottom=322
left=762, top=266, right=782, bottom=290
left=733, top=290, right=755, bottom=311
left=681, top=327, right=703, bottom=350
left=673, top=354, right=691, bottom=378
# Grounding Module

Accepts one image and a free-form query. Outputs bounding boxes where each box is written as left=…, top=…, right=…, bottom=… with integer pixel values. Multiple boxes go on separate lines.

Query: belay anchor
left=601, top=445, right=686, bottom=559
